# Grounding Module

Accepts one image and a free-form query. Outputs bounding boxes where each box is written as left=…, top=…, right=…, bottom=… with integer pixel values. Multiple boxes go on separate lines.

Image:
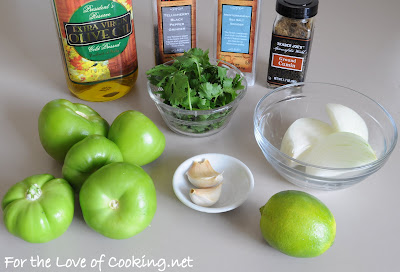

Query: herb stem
left=187, top=82, right=192, bottom=110
left=196, top=62, right=201, bottom=80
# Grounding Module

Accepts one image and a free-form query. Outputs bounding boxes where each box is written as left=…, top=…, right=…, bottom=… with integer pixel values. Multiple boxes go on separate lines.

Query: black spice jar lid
left=276, top=0, right=319, bottom=19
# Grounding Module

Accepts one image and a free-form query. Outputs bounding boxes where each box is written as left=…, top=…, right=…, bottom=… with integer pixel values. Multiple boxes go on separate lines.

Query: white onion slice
left=303, top=132, right=377, bottom=177
left=280, top=118, right=334, bottom=160
left=326, top=103, right=369, bottom=141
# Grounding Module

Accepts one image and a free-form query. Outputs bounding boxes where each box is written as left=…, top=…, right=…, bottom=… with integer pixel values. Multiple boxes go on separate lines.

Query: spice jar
left=266, top=0, right=318, bottom=88
left=153, top=0, right=197, bottom=65
left=214, top=0, right=261, bottom=86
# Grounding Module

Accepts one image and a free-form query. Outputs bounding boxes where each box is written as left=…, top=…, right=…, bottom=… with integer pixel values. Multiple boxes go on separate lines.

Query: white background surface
left=0, top=0, right=399, bottom=271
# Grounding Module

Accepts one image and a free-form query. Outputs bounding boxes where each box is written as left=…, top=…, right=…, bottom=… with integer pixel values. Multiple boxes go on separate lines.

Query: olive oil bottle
left=52, top=0, right=138, bottom=102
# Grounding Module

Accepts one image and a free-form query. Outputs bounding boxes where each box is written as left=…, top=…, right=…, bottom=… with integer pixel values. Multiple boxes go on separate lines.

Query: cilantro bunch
left=146, top=48, right=244, bottom=111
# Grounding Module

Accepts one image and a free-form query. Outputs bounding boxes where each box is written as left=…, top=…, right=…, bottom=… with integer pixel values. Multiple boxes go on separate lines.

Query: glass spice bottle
left=266, top=0, right=318, bottom=88
left=214, top=0, right=261, bottom=86
left=152, top=0, right=197, bottom=65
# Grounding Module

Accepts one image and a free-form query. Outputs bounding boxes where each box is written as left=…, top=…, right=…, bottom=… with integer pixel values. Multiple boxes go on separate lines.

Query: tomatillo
left=62, top=135, right=124, bottom=192
left=108, top=110, right=165, bottom=166
left=79, top=162, right=157, bottom=239
left=38, top=99, right=109, bottom=162
left=2, top=174, right=74, bottom=243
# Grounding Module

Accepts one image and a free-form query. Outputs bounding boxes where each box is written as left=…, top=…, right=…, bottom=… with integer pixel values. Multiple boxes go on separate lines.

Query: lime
left=260, top=190, right=336, bottom=258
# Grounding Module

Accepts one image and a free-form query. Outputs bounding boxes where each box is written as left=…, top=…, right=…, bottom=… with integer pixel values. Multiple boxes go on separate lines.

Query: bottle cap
left=276, top=0, right=319, bottom=19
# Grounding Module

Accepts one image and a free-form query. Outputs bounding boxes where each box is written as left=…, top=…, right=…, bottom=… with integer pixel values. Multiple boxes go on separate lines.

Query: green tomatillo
left=2, top=174, right=74, bottom=243
left=62, top=135, right=124, bottom=192
left=108, top=110, right=165, bottom=166
left=79, top=162, right=157, bottom=239
left=38, top=99, right=109, bottom=162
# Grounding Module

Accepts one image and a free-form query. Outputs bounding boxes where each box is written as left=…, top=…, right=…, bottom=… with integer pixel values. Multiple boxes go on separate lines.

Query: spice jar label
left=272, top=54, right=303, bottom=71
left=267, top=34, right=311, bottom=86
left=53, top=0, right=138, bottom=84
left=216, top=0, right=258, bottom=73
left=155, top=0, right=197, bottom=64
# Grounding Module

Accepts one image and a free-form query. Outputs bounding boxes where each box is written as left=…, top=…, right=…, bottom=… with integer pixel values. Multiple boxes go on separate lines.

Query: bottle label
left=53, top=0, right=138, bottom=84
left=156, top=0, right=197, bottom=64
left=267, top=34, right=311, bottom=86
left=216, top=0, right=258, bottom=73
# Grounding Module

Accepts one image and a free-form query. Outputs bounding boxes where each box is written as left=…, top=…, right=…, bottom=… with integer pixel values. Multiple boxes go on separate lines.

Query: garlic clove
left=186, top=160, right=223, bottom=188
left=190, top=184, right=223, bottom=207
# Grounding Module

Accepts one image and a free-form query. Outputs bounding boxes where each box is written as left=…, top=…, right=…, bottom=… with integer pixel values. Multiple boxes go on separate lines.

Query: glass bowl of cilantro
left=146, top=48, right=247, bottom=137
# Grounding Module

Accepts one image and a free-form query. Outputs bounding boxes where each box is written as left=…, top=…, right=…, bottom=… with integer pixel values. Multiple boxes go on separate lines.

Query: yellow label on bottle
left=53, top=0, right=138, bottom=84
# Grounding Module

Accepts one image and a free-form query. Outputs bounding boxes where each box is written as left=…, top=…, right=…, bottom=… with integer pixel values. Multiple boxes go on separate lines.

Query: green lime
left=260, top=190, right=336, bottom=258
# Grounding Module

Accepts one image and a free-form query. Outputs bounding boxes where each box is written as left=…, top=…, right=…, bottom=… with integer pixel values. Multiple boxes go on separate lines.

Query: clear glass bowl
left=254, top=82, right=398, bottom=190
left=147, top=59, right=247, bottom=137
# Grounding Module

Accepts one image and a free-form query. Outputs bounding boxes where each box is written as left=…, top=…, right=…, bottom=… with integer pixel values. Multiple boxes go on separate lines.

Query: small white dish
left=173, top=153, right=254, bottom=213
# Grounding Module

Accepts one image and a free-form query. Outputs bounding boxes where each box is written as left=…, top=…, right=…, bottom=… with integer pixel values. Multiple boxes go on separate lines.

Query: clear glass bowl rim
left=253, top=81, right=398, bottom=173
left=147, top=58, right=248, bottom=116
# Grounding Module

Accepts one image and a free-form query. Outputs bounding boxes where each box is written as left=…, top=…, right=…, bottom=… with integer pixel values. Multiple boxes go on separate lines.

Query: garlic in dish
left=186, top=159, right=223, bottom=188
left=189, top=184, right=223, bottom=207
left=186, top=159, right=224, bottom=207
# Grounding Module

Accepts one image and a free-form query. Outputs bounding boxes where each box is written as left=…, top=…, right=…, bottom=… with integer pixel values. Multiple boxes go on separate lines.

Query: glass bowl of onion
left=254, top=82, right=398, bottom=190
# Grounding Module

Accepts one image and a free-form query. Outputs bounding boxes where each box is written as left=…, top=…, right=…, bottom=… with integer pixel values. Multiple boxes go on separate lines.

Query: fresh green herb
left=146, top=48, right=244, bottom=111
left=146, top=48, right=244, bottom=134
